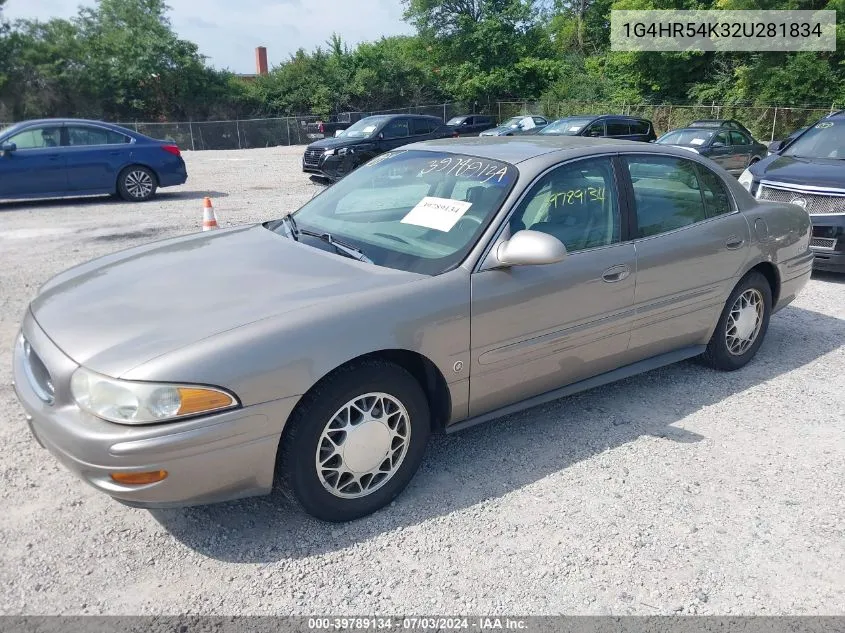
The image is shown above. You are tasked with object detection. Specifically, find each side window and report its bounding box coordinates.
[7,126,62,149]
[729,131,749,146]
[584,121,605,137]
[509,157,620,253]
[696,164,733,217]
[382,119,410,139]
[606,120,630,136]
[630,120,651,135]
[463,117,474,126]
[67,126,129,146]
[411,119,433,135]
[713,131,730,146]
[533,117,547,126]
[624,156,708,238]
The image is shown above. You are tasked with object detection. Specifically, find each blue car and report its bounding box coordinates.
[0,118,188,202]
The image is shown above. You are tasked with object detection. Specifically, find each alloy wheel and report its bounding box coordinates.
[125,170,154,199]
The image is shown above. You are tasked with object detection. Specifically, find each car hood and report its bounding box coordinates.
[755,154,845,189]
[307,136,367,150]
[30,225,422,377]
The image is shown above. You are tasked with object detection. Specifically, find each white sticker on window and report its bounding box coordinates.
[401,197,473,232]
[568,126,583,132]
[690,138,706,145]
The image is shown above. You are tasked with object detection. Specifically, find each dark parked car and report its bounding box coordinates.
[537,115,656,142]
[656,127,768,175]
[689,119,755,138]
[479,115,550,137]
[446,114,497,137]
[302,114,451,182]
[739,113,845,273]
[0,118,187,202]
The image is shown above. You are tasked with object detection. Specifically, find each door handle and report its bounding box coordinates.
[726,236,745,250]
[602,264,630,283]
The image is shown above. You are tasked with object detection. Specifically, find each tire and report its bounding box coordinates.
[698,270,772,371]
[277,359,431,522]
[117,165,157,202]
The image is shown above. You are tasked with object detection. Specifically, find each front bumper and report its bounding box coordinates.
[302,153,353,181]
[809,213,845,273]
[12,311,300,508]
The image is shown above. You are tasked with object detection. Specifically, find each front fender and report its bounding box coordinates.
[122,269,472,408]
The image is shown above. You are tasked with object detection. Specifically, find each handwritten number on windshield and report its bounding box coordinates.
[420,158,509,183]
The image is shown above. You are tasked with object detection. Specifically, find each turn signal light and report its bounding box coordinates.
[177,388,235,416]
[110,470,168,485]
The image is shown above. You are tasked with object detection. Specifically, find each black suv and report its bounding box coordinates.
[303,114,451,182]
[536,115,656,142]
[446,114,497,137]
[739,113,845,273]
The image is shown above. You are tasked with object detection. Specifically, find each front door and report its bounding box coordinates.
[378,118,412,152]
[730,131,753,171]
[707,130,734,172]
[469,156,637,417]
[620,153,751,360]
[0,124,67,197]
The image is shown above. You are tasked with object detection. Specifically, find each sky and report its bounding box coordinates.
[3,0,415,73]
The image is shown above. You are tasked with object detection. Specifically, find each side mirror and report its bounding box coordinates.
[495,230,568,267]
[377,132,385,140]
[768,140,783,152]
[712,141,726,148]
[1,142,16,155]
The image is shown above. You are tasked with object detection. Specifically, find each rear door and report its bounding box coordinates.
[469,155,637,416]
[63,124,133,191]
[620,153,750,361]
[0,124,67,197]
[606,119,631,140]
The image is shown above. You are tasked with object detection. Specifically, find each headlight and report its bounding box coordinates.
[70,367,238,425]
[323,148,336,157]
[337,147,351,156]
[738,168,753,191]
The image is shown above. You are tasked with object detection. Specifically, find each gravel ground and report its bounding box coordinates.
[0,146,843,616]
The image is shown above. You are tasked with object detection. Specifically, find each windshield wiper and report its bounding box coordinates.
[279,213,299,240]
[299,229,373,264]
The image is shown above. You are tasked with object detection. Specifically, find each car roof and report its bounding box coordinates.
[405,135,702,166]
[1,118,140,136]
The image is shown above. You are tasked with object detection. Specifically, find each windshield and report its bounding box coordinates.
[502,117,524,128]
[339,117,386,139]
[272,150,518,275]
[446,117,467,125]
[783,120,845,159]
[657,129,715,147]
[539,118,595,135]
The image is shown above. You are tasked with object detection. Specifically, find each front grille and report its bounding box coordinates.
[758,184,845,215]
[810,237,837,249]
[21,336,55,404]
[303,148,322,167]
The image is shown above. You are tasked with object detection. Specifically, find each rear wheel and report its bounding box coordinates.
[698,271,772,371]
[117,166,157,202]
[277,359,431,522]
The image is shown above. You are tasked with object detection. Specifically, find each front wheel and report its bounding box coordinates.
[277,360,431,522]
[117,166,157,202]
[698,271,772,371]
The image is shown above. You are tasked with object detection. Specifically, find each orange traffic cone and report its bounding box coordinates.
[202,197,219,231]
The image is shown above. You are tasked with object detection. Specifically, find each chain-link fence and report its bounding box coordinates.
[495,100,839,142]
[1,101,839,149]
